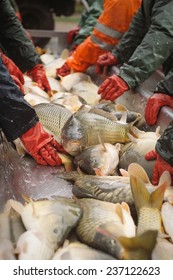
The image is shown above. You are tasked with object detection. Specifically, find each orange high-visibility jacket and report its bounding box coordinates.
[66,0,142,72]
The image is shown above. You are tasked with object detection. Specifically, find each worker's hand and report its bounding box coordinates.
[145,150,173,185]
[1,52,24,85]
[20,122,64,166]
[56,62,71,77]
[96,52,118,74]
[67,26,80,44]
[145,93,173,126]
[26,64,51,92]
[98,75,129,101]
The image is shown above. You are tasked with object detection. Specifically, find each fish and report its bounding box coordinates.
[8,197,82,250]
[75,198,136,259]
[15,229,55,260]
[33,103,72,143]
[152,237,173,260]
[119,230,158,260]
[61,110,134,156]
[74,143,121,176]
[0,213,16,260]
[52,240,115,260]
[60,73,101,105]
[56,163,173,211]
[130,175,167,235]
[161,202,173,242]
[24,81,50,99]
[119,126,161,180]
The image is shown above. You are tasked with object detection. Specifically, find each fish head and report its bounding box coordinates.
[61,115,86,156]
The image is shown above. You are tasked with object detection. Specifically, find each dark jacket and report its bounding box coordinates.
[0,0,41,72]
[156,121,173,165]
[0,56,38,141]
[112,0,173,94]
[73,0,103,46]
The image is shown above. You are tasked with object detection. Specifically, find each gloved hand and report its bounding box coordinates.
[11,75,24,93]
[145,150,173,185]
[1,52,24,85]
[145,93,173,126]
[96,52,118,74]
[56,62,71,77]
[67,26,80,44]
[20,122,64,166]
[26,64,51,92]
[98,75,129,101]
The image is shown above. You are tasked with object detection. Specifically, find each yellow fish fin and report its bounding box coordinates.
[128,163,151,184]
[22,194,31,204]
[130,175,151,212]
[121,202,131,214]
[119,230,158,260]
[57,153,75,172]
[158,171,171,188]
[93,168,104,176]
[150,181,167,210]
[119,168,129,177]
[114,203,124,224]
[119,112,127,123]
[115,104,128,112]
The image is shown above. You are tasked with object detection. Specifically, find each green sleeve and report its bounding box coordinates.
[156,121,173,166]
[113,1,173,88]
[73,0,103,46]
[0,0,41,72]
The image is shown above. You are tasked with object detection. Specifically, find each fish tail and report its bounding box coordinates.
[130,175,167,212]
[119,230,158,260]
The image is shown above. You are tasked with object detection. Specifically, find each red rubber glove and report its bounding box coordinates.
[20,122,64,166]
[145,93,173,126]
[96,52,118,74]
[67,26,80,44]
[98,75,129,101]
[145,150,173,185]
[26,64,51,92]
[11,75,24,93]
[15,11,22,22]
[1,52,24,85]
[56,62,71,77]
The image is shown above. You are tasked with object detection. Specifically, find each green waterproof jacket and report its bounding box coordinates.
[72,0,103,46]
[156,121,173,166]
[112,0,173,93]
[0,0,41,72]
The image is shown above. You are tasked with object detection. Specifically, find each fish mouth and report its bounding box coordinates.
[72,184,93,198]
[62,140,82,156]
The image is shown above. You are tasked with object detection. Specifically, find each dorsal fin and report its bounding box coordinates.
[128,163,150,184]
[115,104,128,112]
[114,203,124,224]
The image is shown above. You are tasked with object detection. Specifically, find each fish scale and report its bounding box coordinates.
[137,208,162,236]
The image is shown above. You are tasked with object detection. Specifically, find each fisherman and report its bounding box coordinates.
[57,0,142,76]
[0,0,51,92]
[145,121,173,186]
[67,0,103,51]
[96,0,173,127]
[0,56,64,167]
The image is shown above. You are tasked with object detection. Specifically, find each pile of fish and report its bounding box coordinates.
[1,49,173,260]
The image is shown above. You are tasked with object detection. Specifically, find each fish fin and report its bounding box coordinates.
[93,168,104,176]
[97,134,107,152]
[22,194,31,203]
[130,175,151,212]
[57,153,75,172]
[115,104,128,112]
[119,168,129,177]
[29,199,38,218]
[130,175,167,212]
[130,126,145,138]
[90,108,118,121]
[4,199,24,216]
[127,132,138,143]
[121,202,131,214]
[52,171,82,181]
[115,143,121,153]
[119,230,158,260]
[128,163,151,184]
[114,203,124,224]
[158,171,171,187]
[155,126,161,138]
[119,112,127,123]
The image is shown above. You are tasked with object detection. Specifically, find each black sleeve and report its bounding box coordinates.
[0,56,39,142]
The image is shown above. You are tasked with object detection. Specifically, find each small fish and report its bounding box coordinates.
[161,202,173,242]
[52,240,115,260]
[75,198,135,259]
[8,197,82,250]
[61,111,133,156]
[74,143,121,176]
[130,175,167,235]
